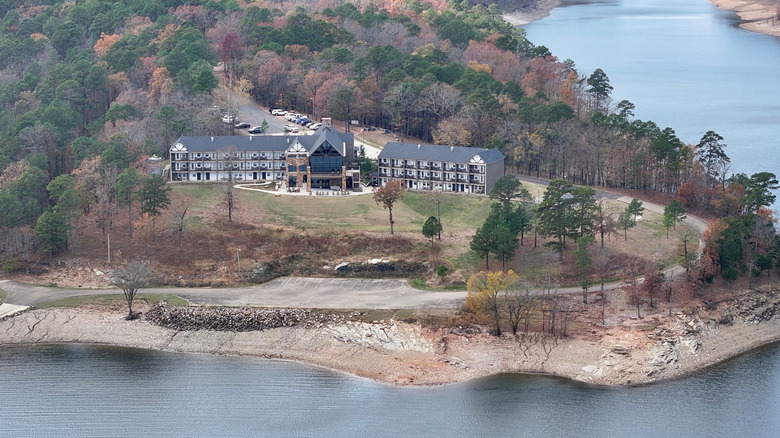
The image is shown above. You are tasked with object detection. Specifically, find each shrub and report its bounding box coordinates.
[722,267,738,282]
[437,265,449,277]
[2,257,20,273]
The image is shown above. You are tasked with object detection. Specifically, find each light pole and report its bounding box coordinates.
[236,248,241,279]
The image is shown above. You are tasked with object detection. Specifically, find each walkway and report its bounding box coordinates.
[0,277,468,317]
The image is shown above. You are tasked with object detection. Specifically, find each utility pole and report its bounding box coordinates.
[236,248,241,278]
[433,187,443,240]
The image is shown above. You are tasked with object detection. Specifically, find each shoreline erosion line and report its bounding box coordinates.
[502,0,780,38]
[2,292,780,387]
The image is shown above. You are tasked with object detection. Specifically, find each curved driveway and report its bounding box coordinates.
[0,277,467,317]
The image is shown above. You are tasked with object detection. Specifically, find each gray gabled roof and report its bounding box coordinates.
[476,147,505,164]
[172,126,354,155]
[308,125,352,155]
[378,142,504,164]
[173,135,293,152]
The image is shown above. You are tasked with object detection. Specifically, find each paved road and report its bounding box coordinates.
[0,277,468,317]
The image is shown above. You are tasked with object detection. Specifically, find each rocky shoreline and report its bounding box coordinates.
[502,0,780,38]
[2,288,780,386]
[502,0,560,26]
[710,0,780,37]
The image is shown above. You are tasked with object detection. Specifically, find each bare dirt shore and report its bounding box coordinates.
[502,0,561,26]
[502,0,780,38]
[2,290,779,386]
[706,0,779,37]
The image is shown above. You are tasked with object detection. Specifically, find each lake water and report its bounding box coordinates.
[1,343,780,437]
[524,0,780,190]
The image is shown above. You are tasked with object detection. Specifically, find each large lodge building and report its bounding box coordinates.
[170,125,505,195]
[169,124,360,191]
[377,142,505,194]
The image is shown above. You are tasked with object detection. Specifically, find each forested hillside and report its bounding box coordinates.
[0,0,777,286]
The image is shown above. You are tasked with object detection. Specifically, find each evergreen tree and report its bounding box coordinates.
[139,175,171,238]
[422,216,442,243]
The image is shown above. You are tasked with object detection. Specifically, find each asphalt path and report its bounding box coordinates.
[0,277,468,317]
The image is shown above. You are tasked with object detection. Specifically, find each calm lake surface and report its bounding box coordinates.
[524,0,780,188]
[1,343,780,437]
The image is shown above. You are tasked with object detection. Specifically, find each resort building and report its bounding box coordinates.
[377,142,505,194]
[169,125,360,191]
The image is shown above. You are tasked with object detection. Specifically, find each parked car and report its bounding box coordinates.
[286,113,302,121]
[284,123,300,133]
[248,126,264,134]
[235,122,250,129]
[271,108,286,116]
[296,117,310,125]
[308,123,322,130]
[221,115,237,124]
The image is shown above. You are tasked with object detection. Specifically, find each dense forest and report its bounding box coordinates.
[0,0,777,287]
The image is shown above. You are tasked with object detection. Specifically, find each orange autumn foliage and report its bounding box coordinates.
[467,60,491,74]
[94,33,121,57]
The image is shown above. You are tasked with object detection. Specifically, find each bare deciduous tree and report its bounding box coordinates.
[505,280,534,335]
[169,193,194,251]
[110,261,154,320]
[373,180,405,235]
[593,245,613,326]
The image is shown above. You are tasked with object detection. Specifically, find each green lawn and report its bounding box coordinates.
[35,294,189,308]
[231,188,492,233]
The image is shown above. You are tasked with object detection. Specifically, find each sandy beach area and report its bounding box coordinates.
[710,0,780,37]
[2,288,779,386]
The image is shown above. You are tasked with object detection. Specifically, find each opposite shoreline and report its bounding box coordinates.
[2,289,780,387]
[502,0,780,38]
[709,0,780,37]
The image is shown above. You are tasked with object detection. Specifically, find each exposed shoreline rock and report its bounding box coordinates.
[2,288,780,387]
[709,0,780,38]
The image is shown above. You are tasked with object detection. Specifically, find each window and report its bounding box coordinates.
[310,142,343,173]
[299,165,307,172]
[288,165,297,172]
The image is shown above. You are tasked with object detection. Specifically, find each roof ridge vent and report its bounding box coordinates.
[417,144,421,150]
[450,146,453,152]
[211,136,214,141]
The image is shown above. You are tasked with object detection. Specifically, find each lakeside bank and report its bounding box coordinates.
[502,0,780,38]
[710,0,780,37]
[2,287,779,387]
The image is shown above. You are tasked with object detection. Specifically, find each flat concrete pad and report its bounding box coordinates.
[0,303,29,318]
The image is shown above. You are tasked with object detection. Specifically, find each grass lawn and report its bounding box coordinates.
[35,294,189,308]
[194,186,495,233]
